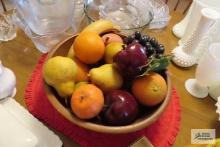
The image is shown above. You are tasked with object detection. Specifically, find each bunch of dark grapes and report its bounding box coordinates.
[123,31,165,58]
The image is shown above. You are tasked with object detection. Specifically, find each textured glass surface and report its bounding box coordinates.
[0,12,16,41]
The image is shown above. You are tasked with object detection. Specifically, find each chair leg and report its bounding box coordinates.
[183,0,193,14]
[174,0,180,11]
[0,0,7,12]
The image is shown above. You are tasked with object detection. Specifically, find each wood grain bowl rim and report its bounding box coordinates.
[44,35,172,134]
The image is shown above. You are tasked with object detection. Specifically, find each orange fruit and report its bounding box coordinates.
[132,72,167,106]
[71,84,104,119]
[73,31,105,64]
[73,57,89,82]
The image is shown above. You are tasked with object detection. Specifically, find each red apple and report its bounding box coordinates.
[102,90,139,126]
[113,43,147,79]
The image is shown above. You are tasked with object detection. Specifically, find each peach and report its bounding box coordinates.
[102,33,123,45]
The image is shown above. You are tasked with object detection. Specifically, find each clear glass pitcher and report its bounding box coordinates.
[11,0,75,53]
[13,0,75,35]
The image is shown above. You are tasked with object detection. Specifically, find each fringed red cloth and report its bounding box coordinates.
[25,54,181,147]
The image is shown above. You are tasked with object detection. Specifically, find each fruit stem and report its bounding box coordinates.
[105,37,110,44]
[122,45,126,50]
[103,104,109,108]
[152,86,160,92]
[80,96,85,102]
[65,99,68,106]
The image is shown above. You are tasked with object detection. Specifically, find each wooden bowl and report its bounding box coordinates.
[44,35,172,134]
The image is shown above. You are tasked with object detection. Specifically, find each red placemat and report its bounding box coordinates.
[25,54,181,147]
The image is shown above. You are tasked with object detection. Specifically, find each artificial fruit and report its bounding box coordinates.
[132,72,167,106]
[104,42,124,64]
[81,19,120,34]
[71,84,104,119]
[102,90,139,126]
[89,64,123,93]
[73,31,105,64]
[113,43,147,79]
[102,33,123,45]
[43,56,77,98]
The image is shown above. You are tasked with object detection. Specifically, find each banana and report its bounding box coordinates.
[67,44,75,59]
[82,19,121,34]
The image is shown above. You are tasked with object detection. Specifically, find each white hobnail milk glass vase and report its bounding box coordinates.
[194,19,220,64]
[172,0,220,41]
[185,43,220,98]
[172,2,194,38]
[172,8,220,67]
[209,84,220,101]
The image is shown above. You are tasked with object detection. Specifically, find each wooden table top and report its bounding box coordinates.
[0,11,219,147]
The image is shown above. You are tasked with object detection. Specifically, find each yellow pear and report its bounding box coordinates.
[104,42,124,64]
[43,56,77,98]
[67,45,89,82]
[89,64,123,93]
[54,82,75,98]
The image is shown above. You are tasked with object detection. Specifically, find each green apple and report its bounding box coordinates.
[104,42,125,64]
